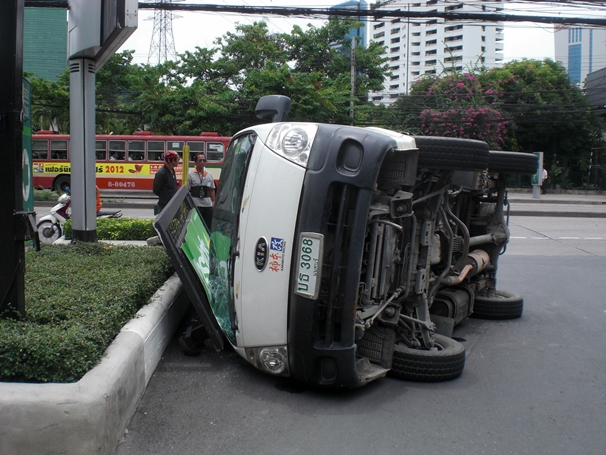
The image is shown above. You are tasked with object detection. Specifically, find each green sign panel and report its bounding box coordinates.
[22,78,33,212]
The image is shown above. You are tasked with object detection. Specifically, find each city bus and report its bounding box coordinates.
[31,130,231,192]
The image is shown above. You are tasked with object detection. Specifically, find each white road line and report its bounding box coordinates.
[509,236,603,240]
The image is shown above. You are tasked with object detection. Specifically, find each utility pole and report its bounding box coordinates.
[0,0,26,317]
[350,34,356,126]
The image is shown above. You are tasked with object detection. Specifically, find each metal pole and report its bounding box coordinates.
[69,58,97,242]
[0,0,26,317]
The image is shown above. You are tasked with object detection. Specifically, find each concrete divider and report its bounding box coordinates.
[0,274,189,455]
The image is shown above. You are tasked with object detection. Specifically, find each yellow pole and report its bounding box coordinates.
[182,145,190,186]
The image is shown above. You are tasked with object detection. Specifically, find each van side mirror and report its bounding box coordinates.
[255,95,291,123]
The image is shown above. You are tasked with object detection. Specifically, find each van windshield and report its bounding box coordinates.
[207,133,257,343]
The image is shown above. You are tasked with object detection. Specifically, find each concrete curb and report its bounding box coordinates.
[0,274,189,455]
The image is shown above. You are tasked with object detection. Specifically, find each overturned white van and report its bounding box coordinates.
[155,95,537,388]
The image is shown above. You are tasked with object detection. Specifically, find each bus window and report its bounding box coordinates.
[33,140,48,159]
[50,140,68,160]
[109,140,126,160]
[207,142,225,162]
[148,141,164,161]
[167,141,184,161]
[128,140,145,161]
[187,141,205,162]
[96,141,107,160]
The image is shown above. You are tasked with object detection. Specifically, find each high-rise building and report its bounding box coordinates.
[368,0,504,105]
[24,7,68,81]
[332,0,369,48]
[554,27,606,86]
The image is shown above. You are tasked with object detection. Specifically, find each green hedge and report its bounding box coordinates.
[63,217,157,241]
[33,188,60,201]
[0,242,174,383]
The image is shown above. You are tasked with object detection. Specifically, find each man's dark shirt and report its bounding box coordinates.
[153,164,178,210]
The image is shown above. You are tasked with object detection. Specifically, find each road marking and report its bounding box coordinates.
[510,236,603,240]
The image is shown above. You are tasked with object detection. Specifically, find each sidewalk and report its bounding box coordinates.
[507,191,606,217]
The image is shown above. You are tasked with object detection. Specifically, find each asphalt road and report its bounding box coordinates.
[115,216,606,455]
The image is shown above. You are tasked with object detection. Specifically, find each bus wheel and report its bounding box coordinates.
[54,176,70,193]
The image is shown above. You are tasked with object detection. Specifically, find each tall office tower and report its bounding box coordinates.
[23,7,68,81]
[554,27,606,86]
[333,0,370,48]
[368,0,504,105]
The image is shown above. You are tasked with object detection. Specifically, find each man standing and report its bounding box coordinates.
[188,153,216,228]
[153,150,179,214]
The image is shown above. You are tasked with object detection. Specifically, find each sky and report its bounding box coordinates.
[118,0,563,65]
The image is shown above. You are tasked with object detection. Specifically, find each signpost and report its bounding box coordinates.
[0,0,26,317]
[68,0,137,241]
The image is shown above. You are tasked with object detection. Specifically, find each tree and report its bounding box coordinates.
[28,70,70,133]
[388,65,511,149]
[31,19,393,137]
[96,50,142,134]
[388,58,604,176]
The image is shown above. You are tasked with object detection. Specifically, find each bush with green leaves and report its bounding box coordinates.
[0,242,174,383]
[33,188,60,201]
[63,217,156,241]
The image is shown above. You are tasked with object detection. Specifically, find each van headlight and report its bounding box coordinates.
[265,123,318,167]
[246,346,290,376]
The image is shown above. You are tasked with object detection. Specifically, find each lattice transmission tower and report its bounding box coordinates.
[146,0,181,65]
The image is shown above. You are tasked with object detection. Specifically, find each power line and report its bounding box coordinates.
[23,1,606,27]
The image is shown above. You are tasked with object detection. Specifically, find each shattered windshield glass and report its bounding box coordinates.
[205,133,257,344]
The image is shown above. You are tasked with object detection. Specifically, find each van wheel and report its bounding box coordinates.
[472,289,523,320]
[390,334,465,382]
[413,136,490,171]
[488,151,538,175]
[54,175,70,193]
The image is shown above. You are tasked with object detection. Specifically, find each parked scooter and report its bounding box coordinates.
[37,189,122,244]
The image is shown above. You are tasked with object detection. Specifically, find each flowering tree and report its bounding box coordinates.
[400,71,511,149]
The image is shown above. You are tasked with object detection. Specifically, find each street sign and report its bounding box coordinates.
[68,0,137,70]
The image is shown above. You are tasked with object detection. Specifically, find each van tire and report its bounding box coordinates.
[390,334,465,382]
[471,289,524,320]
[413,136,490,171]
[488,151,538,175]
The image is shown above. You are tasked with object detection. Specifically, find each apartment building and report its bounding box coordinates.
[368,0,504,105]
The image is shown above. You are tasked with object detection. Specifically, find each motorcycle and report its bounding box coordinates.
[37,190,123,244]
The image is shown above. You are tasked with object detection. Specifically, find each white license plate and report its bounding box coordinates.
[295,233,323,299]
